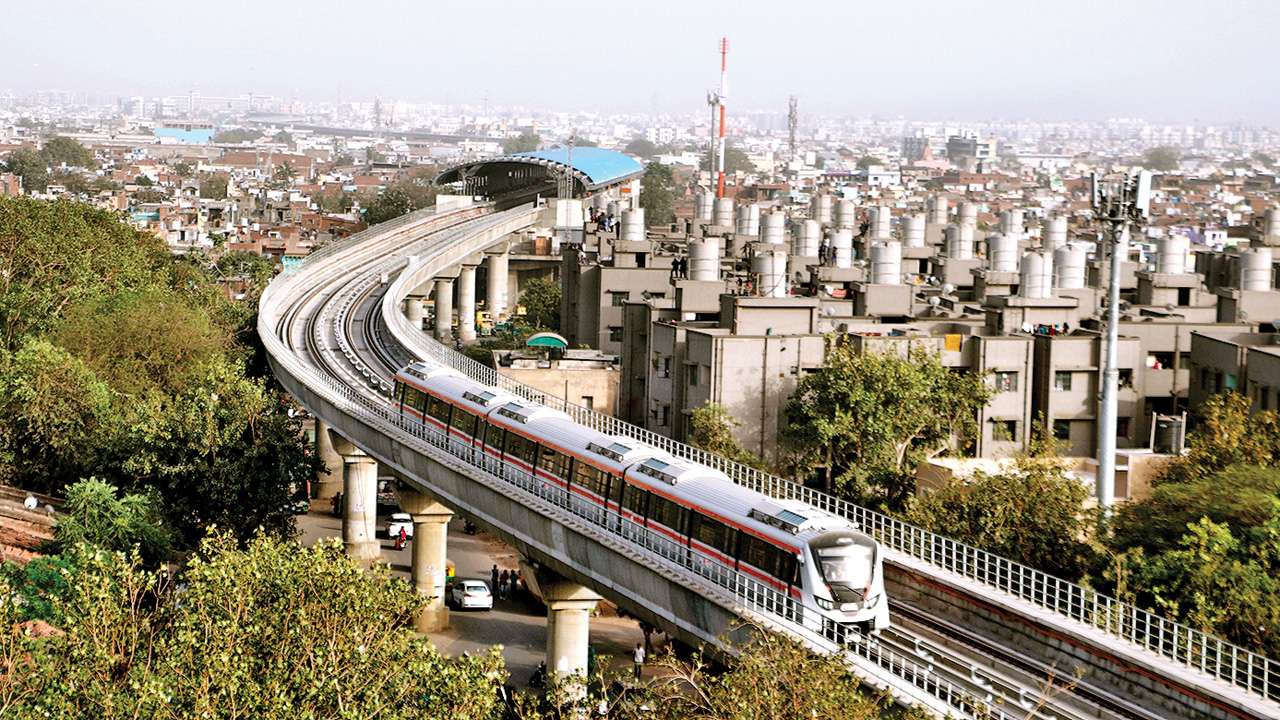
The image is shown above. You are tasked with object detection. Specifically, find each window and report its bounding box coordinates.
[1116,417,1130,437]
[993,371,1018,392]
[739,534,782,578]
[1200,367,1211,391]
[480,422,503,450]
[540,445,572,480]
[661,357,671,378]
[1053,420,1071,440]
[572,460,609,498]
[608,326,623,343]
[1177,287,1191,306]
[503,431,538,467]
[1261,386,1271,411]
[1225,373,1238,391]
[451,409,478,438]
[1054,371,1073,392]
[622,482,649,518]
[427,396,452,425]
[687,364,700,387]
[1119,369,1134,389]
[582,395,594,410]
[658,404,670,427]
[610,291,629,307]
[691,513,735,556]
[648,494,688,536]
[991,419,1017,442]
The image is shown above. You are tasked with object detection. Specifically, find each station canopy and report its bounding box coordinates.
[435,147,643,197]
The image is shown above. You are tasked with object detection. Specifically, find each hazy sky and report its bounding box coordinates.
[5,0,1277,123]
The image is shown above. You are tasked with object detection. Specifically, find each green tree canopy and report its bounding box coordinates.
[503,131,541,154]
[2,146,50,192]
[782,344,991,508]
[688,403,765,470]
[1142,146,1181,172]
[41,136,96,169]
[212,127,260,144]
[638,162,675,227]
[1,533,506,718]
[53,478,173,564]
[624,138,659,159]
[199,174,229,200]
[856,155,879,170]
[904,447,1096,580]
[700,144,753,175]
[518,277,561,331]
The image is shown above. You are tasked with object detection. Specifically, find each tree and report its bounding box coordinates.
[1142,146,1180,173]
[212,127,260,144]
[624,138,659,159]
[363,180,439,225]
[503,131,541,154]
[216,250,275,288]
[688,403,765,470]
[519,277,561,331]
[2,146,49,192]
[1253,152,1275,167]
[172,161,194,178]
[49,169,90,195]
[856,155,879,170]
[904,445,1096,580]
[0,533,507,718]
[699,144,753,175]
[40,136,96,168]
[273,161,297,184]
[782,344,991,509]
[199,174,229,200]
[1158,392,1280,486]
[53,479,173,564]
[638,162,675,227]
[133,188,168,204]
[272,130,293,145]
[133,174,154,186]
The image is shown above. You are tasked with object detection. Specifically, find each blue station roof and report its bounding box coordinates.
[435,146,643,193]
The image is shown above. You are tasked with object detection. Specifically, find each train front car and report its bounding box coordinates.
[801,528,889,633]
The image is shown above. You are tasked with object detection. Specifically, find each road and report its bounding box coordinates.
[297,507,655,685]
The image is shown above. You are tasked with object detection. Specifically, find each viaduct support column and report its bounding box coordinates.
[341,448,380,566]
[313,421,343,500]
[400,489,453,632]
[485,250,509,321]
[457,265,478,344]
[433,278,454,343]
[405,297,424,329]
[524,563,601,691]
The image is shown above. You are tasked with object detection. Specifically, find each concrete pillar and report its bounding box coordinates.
[313,421,343,500]
[485,252,509,321]
[401,489,453,632]
[457,265,477,344]
[405,297,424,328]
[342,450,380,565]
[433,278,453,342]
[523,563,601,686]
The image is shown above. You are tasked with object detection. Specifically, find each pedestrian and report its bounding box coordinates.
[499,569,510,599]
[491,564,499,594]
[632,642,645,680]
[513,569,523,597]
[395,526,407,551]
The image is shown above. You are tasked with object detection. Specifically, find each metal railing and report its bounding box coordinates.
[375,209,1280,707]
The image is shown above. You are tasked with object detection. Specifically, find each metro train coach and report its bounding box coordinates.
[392,361,890,633]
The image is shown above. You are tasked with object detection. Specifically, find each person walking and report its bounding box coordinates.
[632,642,646,680]
[491,564,499,595]
[499,569,510,600]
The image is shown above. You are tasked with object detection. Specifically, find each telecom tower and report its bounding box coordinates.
[787,96,799,159]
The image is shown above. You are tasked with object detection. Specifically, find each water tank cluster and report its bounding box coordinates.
[620,209,645,243]
[1156,235,1191,275]
[1240,247,1274,291]
[752,249,789,298]
[810,194,833,226]
[903,213,926,248]
[688,238,720,281]
[792,219,821,257]
[870,241,903,285]
[735,204,761,237]
[1054,243,1088,289]
[945,224,974,260]
[1019,249,1054,299]
[987,233,1019,272]
[760,211,787,246]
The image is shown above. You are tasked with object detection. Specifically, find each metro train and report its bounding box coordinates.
[392,361,890,633]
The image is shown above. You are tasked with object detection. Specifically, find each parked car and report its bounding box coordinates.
[386,512,414,539]
[449,579,493,610]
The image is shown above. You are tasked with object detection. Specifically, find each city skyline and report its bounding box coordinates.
[4,0,1278,124]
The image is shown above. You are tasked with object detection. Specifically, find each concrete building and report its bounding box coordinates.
[493,348,621,416]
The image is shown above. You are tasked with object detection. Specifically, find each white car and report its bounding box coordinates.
[449,579,493,610]
[386,513,414,539]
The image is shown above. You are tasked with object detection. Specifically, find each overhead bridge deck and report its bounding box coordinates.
[259,199,1280,720]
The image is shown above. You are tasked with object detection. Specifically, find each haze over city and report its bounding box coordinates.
[5,0,1279,121]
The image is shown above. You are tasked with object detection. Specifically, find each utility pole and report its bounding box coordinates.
[1092,168,1151,510]
[787,95,798,159]
[560,131,575,200]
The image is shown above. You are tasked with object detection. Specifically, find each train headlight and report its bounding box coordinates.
[815,596,834,610]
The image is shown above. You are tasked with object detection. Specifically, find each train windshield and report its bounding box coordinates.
[814,542,874,600]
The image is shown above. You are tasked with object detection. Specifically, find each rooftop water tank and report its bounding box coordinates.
[1156,234,1190,275]
[870,241,903,285]
[929,195,949,225]
[1000,209,1025,238]
[987,233,1019,272]
[1054,243,1087,289]
[688,238,719,281]
[959,201,979,227]
[1045,215,1069,249]
[693,190,713,224]
[945,224,974,260]
[735,204,761,237]
[904,213,926,248]
[752,249,789,298]
[620,209,645,243]
[713,197,734,228]
[1240,246,1273,291]
[832,229,854,268]
[811,194,833,225]
[835,198,856,230]
[1020,249,1054,299]
[761,210,786,245]
[793,219,821,257]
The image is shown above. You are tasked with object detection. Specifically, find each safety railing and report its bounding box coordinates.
[375,207,1280,707]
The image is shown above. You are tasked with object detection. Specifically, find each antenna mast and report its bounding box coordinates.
[715,37,729,199]
[787,95,798,159]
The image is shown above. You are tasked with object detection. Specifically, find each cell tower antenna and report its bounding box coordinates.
[787,95,798,159]
[715,36,729,199]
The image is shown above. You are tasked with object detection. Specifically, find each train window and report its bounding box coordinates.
[573,460,609,499]
[608,474,625,507]
[777,554,799,587]
[395,382,406,406]
[427,397,452,424]
[691,513,734,556]
[739,534,782,579]
[504,432,538,467]
[648,494,688,537]
[621,482,649,519]
[451,409,478,438]
[540,445,571,480]
[480,422,502,450]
